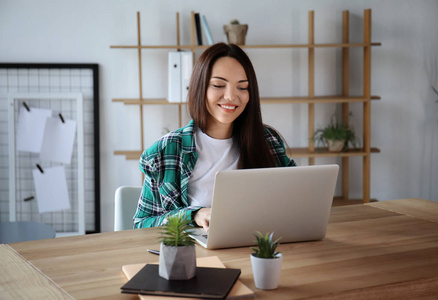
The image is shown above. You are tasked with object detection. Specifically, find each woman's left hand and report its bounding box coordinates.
[193,208,211,232]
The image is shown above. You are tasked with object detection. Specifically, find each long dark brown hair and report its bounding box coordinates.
[188,43,275,169]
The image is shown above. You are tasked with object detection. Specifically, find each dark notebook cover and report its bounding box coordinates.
[121,264,241,299]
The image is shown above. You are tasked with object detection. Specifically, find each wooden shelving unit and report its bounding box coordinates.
[111,9,380,203]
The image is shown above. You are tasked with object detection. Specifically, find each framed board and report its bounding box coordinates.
[9,93,85,236]
[0,63,100,234]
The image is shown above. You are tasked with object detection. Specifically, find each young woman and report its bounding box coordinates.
[133,43,296,229]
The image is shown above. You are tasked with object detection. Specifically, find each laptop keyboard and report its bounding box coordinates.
[187,228,208,239]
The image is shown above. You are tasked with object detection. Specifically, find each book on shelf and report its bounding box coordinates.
[168,52,181,103]
[168,51,193,103]
[180,51,192,103]
[201,15,214,45]
[194,13,203,45]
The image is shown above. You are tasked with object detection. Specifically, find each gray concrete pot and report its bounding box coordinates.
[158,243,196,280]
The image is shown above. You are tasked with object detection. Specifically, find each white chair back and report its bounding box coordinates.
[114,186,142,231]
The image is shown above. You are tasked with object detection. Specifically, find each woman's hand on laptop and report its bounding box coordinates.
[193,208,211,232]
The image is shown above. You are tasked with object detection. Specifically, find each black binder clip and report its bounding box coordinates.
[59,113,65,123]
[23,102,30,112]
[36,164,44,174]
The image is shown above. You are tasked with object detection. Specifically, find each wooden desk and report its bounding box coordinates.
[5,198,438,299]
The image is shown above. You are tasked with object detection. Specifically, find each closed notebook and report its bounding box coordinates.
[121,264,240,299]
[122,256,253,299]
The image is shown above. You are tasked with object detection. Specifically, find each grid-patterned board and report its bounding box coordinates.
[10,96,82,233]
[0,64,100,233]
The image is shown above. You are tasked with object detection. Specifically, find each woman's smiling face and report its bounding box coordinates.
[205,56,250,138]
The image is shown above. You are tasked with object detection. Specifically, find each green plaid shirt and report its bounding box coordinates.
[133,120,296,228]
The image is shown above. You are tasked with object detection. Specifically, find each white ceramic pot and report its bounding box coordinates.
[159,243,196,280]
[327,139,345,152]
[250,253,283,290]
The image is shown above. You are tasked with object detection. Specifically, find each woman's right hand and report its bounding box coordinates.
[193,208,211,232]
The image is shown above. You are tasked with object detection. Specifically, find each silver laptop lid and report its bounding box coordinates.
[204,164,339,249]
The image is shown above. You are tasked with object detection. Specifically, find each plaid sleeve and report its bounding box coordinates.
[133,150,167,228]
[133,137,200,228]
[264,126,297,167]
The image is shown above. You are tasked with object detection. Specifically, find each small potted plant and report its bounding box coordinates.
[223,19,248,45]
[313,116,358,152]
[250,232,282,290]
[158,212,196,280]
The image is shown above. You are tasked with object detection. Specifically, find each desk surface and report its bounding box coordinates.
[6,198,438,299]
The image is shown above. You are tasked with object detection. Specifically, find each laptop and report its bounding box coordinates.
[188,164,339,249]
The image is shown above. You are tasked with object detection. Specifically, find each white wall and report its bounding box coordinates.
[1,0,437,232]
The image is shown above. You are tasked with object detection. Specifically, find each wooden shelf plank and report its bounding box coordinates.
[111,45,196,50]
[242,42,382,48]
[110,42,381,50]
[114,150,142,160]
[261,95,380,104]
[113,96,380,106]
[115,148,381,160]
[112,98,186,105]
[287,147,380,158]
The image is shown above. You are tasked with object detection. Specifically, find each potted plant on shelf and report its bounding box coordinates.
[250,232,282,290]
[223,19,248,45]
[158,212,196,280]
[313,116,358,152]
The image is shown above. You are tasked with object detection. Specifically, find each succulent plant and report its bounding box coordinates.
[251,231,281,258]
[159,212,195,247]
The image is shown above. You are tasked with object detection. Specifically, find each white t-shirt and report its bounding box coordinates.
[187,128,239,207]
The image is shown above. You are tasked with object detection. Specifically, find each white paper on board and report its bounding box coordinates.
[40,116,77,164]
[33,165,71,214]
[16,106,52,153]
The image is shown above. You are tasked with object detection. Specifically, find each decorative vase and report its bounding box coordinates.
[327,140,345,152]
[223,24,248,45]
[159,243,196,280]
[250,253,283,290]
